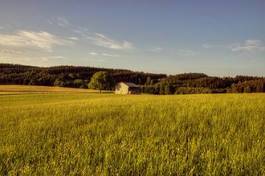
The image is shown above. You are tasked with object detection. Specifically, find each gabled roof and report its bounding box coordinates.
[120,82,140,87]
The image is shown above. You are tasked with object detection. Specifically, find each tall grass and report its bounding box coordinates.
[0,87,264,175]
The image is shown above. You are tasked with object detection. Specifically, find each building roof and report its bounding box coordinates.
[120,82,140,87]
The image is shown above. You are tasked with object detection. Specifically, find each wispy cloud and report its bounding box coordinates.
[39,55,65,62]
[89,52,98,56]
[47,16,90,38]
[230,40,265,52]
[73,27,90,38]
[101,53,120,57]
[0,48,22,55]
[150,47,163,52]
[0,30,72,52]
[88,33,134,50]
[0,48,24,64]
[202,43,213,49]
[47,18,133,51]
[203,40,265,53]
[68,36,79,41]
[0,51,66,66]
[176,49,198,56]
[202,43,225,49]
[48,17,70,27]
[56,17,70,27]
[89,51,120,57]
[48,55,65,59]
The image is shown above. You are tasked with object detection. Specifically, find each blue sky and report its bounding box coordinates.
[0,0,264,76]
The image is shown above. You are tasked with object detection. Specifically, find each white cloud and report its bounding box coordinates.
[89,52,98,56]
[46,17,133,51]
[0,50,22,63]
[230,40,265,52]
[56,17,70,27]
[0,30,71,52]
[150,47,163,52]
[88,33,134,50]
[0,50,66,66]
[0,34,66,66]
[48,55,65,59]
[39,55,65,62]
[0,55,30,63]
[73,27,90,38]
[68,36,79,41]
[202,44,213,49]
[176,49,198,56]
[47,18,133,51]
[48,17,70,27]
[0,48,22,55]
[101,53,119,57]
[89,51,119,57]
[202,43,226,49]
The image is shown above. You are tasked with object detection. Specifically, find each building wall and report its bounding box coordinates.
[115,82,141,94]
[115,83,129,94]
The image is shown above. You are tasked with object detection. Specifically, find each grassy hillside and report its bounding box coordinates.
[0,86,264,175]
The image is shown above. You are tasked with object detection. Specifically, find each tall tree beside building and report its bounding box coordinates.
[88,71,114,92]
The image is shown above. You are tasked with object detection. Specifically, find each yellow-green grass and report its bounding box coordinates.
[0,85,111,95]
[0,85,264,175]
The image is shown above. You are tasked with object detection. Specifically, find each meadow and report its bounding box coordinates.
[0,85,264,175]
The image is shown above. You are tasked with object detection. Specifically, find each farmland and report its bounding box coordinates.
[0,85,265,175]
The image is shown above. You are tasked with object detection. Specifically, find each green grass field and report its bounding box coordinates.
[0,85,265,175]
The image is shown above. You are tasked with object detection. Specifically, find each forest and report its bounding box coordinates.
[1,63,265,94]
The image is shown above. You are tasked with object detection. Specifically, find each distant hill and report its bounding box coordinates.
[0,63,264,94]
[0,63,166,88]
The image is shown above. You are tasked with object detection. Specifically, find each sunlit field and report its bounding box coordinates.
[0,86,264,175]
[0,85,110,94]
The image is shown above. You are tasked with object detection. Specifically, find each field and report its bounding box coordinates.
[0,85,265,175]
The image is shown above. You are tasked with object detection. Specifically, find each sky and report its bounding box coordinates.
[0,0,264,76]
